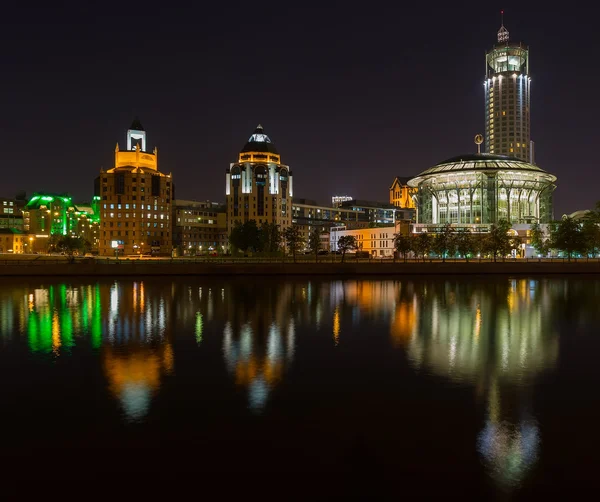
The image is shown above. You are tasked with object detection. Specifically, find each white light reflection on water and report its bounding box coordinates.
[406,278,559,490]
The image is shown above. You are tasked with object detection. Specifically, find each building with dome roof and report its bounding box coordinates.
[408,153,556,230]
[225,125,293,236]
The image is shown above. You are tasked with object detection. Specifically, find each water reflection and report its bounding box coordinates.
[405,278,560,490]
[220,282,296,412]
[0,276,596,491]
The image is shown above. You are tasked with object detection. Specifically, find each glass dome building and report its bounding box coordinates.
[408,153,556,227]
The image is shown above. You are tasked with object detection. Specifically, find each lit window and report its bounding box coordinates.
[110,213,114,218]
[510,148,514,153]
[502,111,506,116]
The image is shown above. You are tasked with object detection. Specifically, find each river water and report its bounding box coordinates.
[0,276,598,498]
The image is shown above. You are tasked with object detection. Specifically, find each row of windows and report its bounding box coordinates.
[103,203,168,211]
[103,213,169,220]
[102,231,170,238]
[104,221,168,228]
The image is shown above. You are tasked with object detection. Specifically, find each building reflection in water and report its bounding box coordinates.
[405,278,560,490]
[0,275,583,481]
[101,281,173,422]
[0,280,174,423]
[220,282,296,412]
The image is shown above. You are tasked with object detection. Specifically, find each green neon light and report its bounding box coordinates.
[195,312,203,344]
[39,310,52,354]
[28,311,39,353]
[41,196,54,202]
[91,284,102,349]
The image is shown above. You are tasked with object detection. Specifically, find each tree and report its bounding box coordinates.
[432,223,455,262]
[551,216,582,261]
[581,220,600,258]
[337,235,358,263]
[308,228,322,262]
[412,233,432,262]
[56,236,85,263]
[229,220,261,255]
[259,222,282,255]
[529,222,550,258]
[484,220,513,262]
[283,226,304,263]
[393,233,412,262]
[454,229,475,261]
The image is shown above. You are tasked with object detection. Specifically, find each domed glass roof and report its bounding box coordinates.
[409,153,555,186]
[240,124,279,155]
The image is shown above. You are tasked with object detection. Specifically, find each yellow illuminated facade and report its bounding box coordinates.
[0,229,25,254]
[225,125,293,236]
[389,176,416,209]
[96,120,173,256]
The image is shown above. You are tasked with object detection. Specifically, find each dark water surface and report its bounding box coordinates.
[0,276,599,498]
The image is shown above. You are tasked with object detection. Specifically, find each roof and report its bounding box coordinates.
[130,118,144,131]
[240,124,279,155]
[390,176,413,188]
[409,153,555,186]
[340,199,397,210]
[25,193,73,209]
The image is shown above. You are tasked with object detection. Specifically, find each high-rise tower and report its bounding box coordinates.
[95,119,173,257]
[484,13,532,162]
[225,125,293,236]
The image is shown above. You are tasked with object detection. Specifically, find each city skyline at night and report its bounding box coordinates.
[1,5,598,217]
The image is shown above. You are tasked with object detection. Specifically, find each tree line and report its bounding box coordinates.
[393,221,518,262]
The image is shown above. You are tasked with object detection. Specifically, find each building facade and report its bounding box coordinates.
[389,177,416,210]
[173,200,228,255]
[225,125,293,236]
[408,153,556,229]
[292,198,367,250]
[330,226,396,258]
[95,120,173,256]
[484,18,532,161]
[0,196,26,231]
[0,229,25,254]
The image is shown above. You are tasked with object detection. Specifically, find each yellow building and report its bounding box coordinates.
[389,176,416,209]
[330,226,396,258]
[95,120,173,256]
[225,125,293,236]
[0,229,25,254]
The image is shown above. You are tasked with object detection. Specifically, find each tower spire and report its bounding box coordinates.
[498,10,510,43]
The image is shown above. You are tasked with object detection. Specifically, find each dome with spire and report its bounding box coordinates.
[240,124,279,155]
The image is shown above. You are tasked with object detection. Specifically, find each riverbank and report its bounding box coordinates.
[1,259,600,276]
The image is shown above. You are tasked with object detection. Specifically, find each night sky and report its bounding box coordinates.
[1,4,598,216]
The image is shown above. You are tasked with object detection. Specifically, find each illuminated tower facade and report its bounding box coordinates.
[225,125,293,236]
[95,119,173,257]
[484,14,532,162]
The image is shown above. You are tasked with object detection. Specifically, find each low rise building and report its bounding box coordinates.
[0,196,26,231]
[0,229,25,254]
[330,226,396,258]
[173,200,228,255]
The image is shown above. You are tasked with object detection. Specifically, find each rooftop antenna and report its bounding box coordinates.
[474,134,484,154]
[498,10,510,43]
